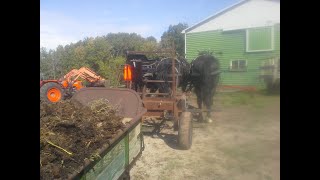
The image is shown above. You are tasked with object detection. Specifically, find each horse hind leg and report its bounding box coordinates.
[204,90,213,123]
[198,96,205,122]
[195,87,204,122]
[203,105,213,123]
[206,109,213,123]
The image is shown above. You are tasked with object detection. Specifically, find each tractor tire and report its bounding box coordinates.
[40,82,64,103]
[178,112,193,150]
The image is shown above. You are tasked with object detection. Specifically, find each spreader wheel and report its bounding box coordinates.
[40,82,64,103]
[178,111,193,150]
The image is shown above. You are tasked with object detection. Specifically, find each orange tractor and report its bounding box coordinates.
[40,67,106,103]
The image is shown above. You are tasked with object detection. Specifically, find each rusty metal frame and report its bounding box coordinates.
[125,47,186,128]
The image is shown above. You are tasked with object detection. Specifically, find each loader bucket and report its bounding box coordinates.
[71,87,145,118]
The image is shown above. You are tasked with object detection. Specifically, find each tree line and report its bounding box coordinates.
[40,23,188,86]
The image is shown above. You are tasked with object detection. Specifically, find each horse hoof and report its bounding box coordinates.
[206,118,213,123]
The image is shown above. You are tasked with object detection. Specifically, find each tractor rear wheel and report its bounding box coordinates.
[40,82,64,103]
[178,112,193,150]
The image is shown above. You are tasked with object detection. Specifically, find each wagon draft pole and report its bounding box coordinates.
[123,44,193,150]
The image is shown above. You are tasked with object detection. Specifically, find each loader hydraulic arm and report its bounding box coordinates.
[60,67,106,87]
[40,67,106,103]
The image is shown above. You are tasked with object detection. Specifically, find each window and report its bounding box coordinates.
[230,60,247,71]
[246,26,274,52]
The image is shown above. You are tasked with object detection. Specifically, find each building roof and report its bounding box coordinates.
[182,0,280,34]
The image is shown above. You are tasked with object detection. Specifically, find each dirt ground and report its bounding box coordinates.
[130,92,280,180]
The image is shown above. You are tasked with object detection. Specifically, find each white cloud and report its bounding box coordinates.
[40,10,80,49]
[40,10,157,50]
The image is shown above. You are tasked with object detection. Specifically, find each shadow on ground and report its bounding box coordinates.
[142,117,207,150]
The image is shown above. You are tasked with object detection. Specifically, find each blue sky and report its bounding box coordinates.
[40,0,238,50]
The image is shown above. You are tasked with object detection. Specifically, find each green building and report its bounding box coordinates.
[182,0,280,90]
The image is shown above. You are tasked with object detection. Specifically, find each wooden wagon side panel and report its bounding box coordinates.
[129,123,142,164]
[82,138,126,180]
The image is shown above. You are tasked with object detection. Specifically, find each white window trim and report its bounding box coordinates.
[246,26,274,52]
[229,60,247,71]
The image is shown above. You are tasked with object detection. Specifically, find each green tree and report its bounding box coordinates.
[105,33,146,57]
[146,36,157,42]
[40,47,53,79]
[40,32,162,84]
[160,23,188,57]
[141,36,159,52]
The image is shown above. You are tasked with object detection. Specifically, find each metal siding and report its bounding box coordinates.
[186,24,280,87]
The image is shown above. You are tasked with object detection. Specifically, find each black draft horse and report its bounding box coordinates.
[146,54,220,123]
[181,54,220,123]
